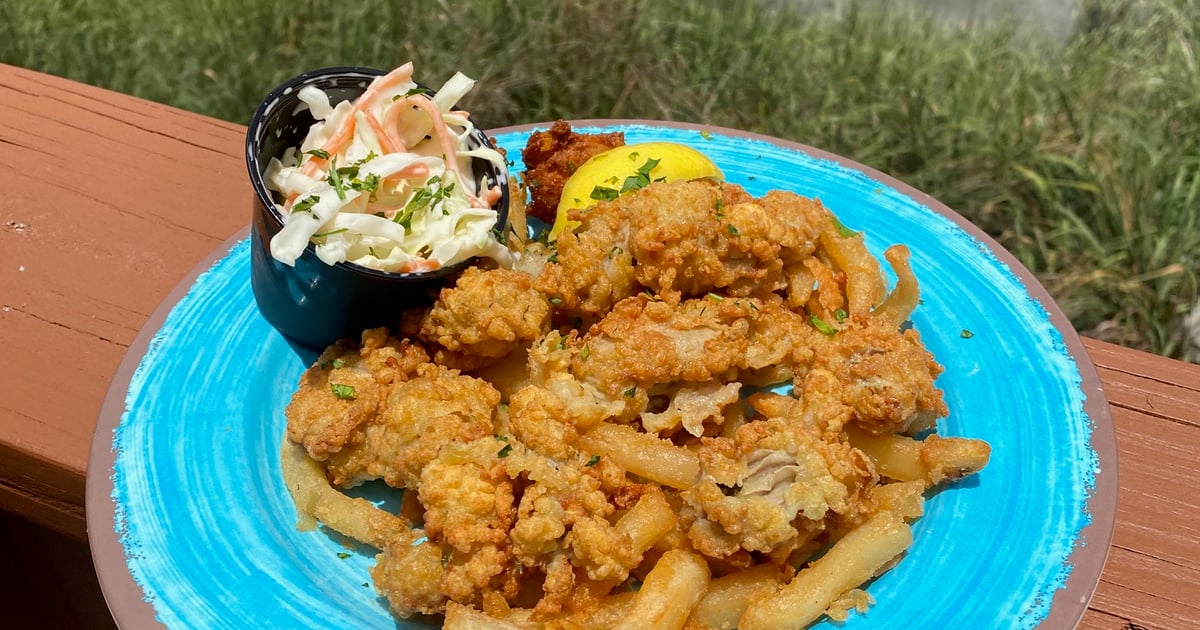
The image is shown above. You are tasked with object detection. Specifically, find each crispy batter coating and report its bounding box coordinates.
[324,364,500,488]
[534,193,639,322]
[521,120,625,222]
[684,371,877,562]
[420,436,521,604]
[800,315,949,435]
[624,180,825,302]
[419,266,552,360]
[572,294,817,404]
[285,328,430,460]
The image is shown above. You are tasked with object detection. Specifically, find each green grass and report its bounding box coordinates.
[2,0,1197,359]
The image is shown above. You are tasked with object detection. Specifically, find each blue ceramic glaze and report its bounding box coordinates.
[108,124,1104,629]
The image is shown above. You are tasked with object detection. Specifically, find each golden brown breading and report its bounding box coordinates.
[285,328,430,460]
[419,266,553,361]
[572,294,816,401]
[798,315,949,435]
[623,180,823,303]
[683,370,877,563]
[521,120,625,222]
[534,194,638,322]
[324,364,501,488]
[370,539,448,617]
[419,436,520,604]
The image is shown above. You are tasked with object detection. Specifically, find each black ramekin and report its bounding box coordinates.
[245,66,509,350]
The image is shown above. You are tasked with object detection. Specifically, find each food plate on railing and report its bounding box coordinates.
[86,121,1117,629]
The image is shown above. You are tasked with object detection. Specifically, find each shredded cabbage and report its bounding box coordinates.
[267,63,510,273]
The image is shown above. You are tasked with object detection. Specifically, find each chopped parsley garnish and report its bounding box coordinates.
[810,314,838,336]
[327,157,346,200]
[305,148,331,160]
[834,308,849,323]
[623,386,637,398]
[292,195,320,214]
[394,176,453,228]
[497,444,513,458]
[586,455,601,466]
[549,297,563,305]
[547,252,559,264]
[726,224,740,236]
[700,131,713,140]
[320,358,346,369]
[961,329,975,339]
[590,186,620,202]
[580,345,590,361]
[830,214,860,237]
[608,245,623,258]
[336,552,351,559]
[706,293,725,303]
[619,157,661,194]
[330,383,356,399]
[350,172,381,194]
[400,86,431,98]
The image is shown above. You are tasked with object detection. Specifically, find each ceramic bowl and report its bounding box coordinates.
[245,66,509,349]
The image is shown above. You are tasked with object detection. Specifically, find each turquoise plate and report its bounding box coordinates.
[87,121,1117,629]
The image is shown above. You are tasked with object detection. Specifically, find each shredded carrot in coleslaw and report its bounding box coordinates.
[265,62,510,272]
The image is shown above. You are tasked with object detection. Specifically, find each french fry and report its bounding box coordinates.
[868,480,926,522]
[443,601,531,629]
[577,423,700,490]
[845,426,925,483]
[847,426,991,487]
[919,434,991,486]
[612,550,711,630]
[280,441,412,550]
[738,511,912,630]
[690,563,788,630]
[819,218,885,316]
[616,487,677,554]
[872,245,920,325]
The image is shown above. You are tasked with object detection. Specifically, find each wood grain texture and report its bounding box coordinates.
[0,63,249,538]
[1079,339,1200,630]
[0,63,1197,628]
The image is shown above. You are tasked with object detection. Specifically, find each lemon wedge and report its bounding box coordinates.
[548,141,724,241]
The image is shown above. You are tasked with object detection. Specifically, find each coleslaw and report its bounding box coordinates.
[264,62,511,273]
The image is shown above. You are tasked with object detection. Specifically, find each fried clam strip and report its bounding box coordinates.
[534,189,639,322]
[622,180,813,302]
[323,363,501,488]
[681,371,878,565]
[417,266,553,367]
[569,293,818,436]
[796,314,949,436]
[501,441,669,616]
[285,328,430,460]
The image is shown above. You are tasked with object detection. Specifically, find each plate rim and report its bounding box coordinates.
[86,119,1118,629]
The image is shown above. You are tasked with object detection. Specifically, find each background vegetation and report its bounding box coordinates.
[2,0,1196,359]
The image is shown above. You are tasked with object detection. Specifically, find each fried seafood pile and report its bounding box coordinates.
[281,173,990,629]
